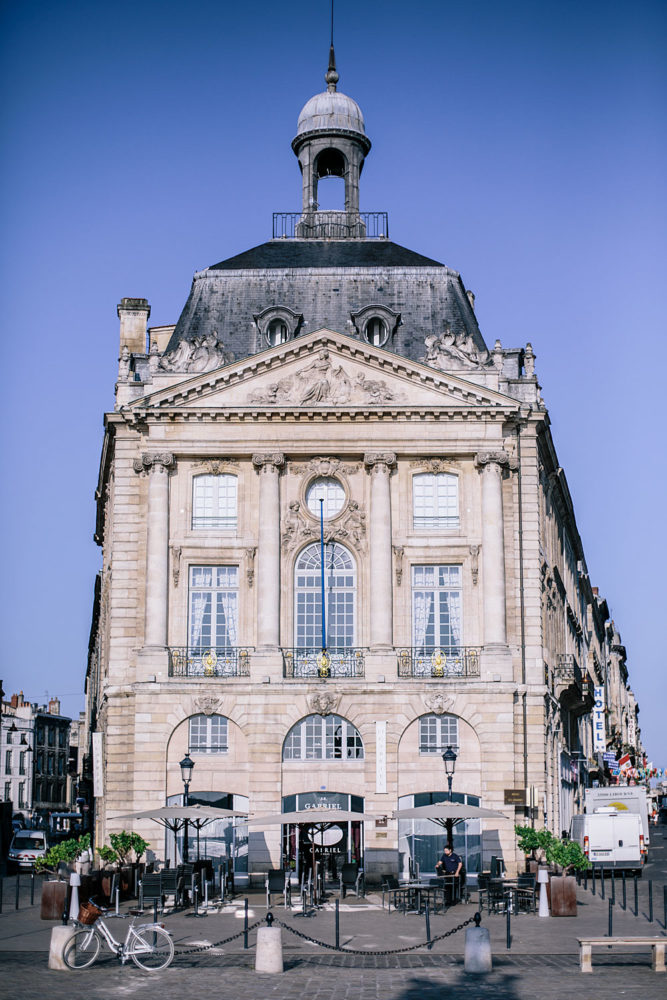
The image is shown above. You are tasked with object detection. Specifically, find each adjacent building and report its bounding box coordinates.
[1,693,71,821]
[83,49,642,880]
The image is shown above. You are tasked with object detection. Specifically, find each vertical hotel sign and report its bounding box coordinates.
[92,732,104,798]
[593,686,606,753]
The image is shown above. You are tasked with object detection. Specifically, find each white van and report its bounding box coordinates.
[570,808,645,874]
[8,830,49,870]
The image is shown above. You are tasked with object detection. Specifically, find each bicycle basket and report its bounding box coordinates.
[78,900,102,925]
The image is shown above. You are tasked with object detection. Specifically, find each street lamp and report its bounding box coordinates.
[442,745,458,849]
[179,753,195,863]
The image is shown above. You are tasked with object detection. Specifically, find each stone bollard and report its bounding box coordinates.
[538,868,550,918]
[68,872,81,922]
[464,913,492,973]
[48,925,75,970]
[255,912,283,974]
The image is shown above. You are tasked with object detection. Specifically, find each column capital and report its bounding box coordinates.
[474,450,517,472]
[133,452,175,475]
[252,452,285,474]
[364,452,396,474]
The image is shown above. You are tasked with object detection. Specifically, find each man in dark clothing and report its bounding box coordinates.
[435,844,463,903]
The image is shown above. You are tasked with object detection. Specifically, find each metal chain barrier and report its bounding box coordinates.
[274,913,478,956]
[174,919,263,954]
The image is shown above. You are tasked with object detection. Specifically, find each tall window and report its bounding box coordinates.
[3,782,9,801]
[189,714,228,754]
[189,566,239,651]
[4,751,11,773]
[412,565,462,651]
[413,473,459,530]
[18,782,25,808]
[192,474,238,530]
[19,752,25,776]
[295,543,356,648]
[419,714,459,754]
[283,714,364,760]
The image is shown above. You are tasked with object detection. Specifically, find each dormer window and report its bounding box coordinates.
[254,306,303,348]
[351,304,400,348]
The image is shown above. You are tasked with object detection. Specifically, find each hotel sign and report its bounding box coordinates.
[593,686,606,752]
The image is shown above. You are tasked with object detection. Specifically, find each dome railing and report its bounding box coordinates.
[273,211,389,240]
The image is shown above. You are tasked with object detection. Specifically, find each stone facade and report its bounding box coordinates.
[84,53,642,881]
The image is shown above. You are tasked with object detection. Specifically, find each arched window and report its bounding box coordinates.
[189,714,228,754]
[192,474,237,530]
[283,714,364,760]
[295,542,356,648]
[266,318,289,346]
[413,472,459,530]
[364,317,388,347]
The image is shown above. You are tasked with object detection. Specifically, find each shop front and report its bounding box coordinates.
[281,791,364,880]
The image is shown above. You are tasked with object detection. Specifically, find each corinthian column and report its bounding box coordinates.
[475,451,511,647]
[252,452,285,648]
[133,452,175,648]
[364,452,396,649]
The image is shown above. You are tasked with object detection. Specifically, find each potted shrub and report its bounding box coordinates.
[546,837,589,917]
[98,831,149,900]
[515,825,554,871]
[35,834,91,920]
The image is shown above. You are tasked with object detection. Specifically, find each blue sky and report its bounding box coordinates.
[1,0,665,762]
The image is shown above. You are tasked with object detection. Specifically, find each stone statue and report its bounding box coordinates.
[422,324,490,370]
[159,331,232,373]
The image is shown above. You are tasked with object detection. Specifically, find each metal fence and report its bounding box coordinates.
[272,211,389,240]
[282,647,366,679]
[168,647,252,678]
[397,647,481,679]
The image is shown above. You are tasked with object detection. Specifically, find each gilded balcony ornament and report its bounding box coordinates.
[431,649,445,677]
[317,650,331,678]
[203,650,218,676]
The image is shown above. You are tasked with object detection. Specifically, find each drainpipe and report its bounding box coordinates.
[515,411,530,824]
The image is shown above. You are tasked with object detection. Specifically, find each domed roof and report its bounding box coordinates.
[296,89,366,138]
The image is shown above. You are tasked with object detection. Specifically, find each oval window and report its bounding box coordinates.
[364,317,388,347]
[305,477,346,519]
[266,318,289,346]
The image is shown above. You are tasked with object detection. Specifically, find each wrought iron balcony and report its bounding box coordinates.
[272,211,389,240]
[555,653,593,710]
[397,647,481,679]
[169,647,252,679]
[282,647,366,679]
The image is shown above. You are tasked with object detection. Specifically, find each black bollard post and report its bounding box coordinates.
[15,873,20,910]
[583,869,588,891]
[219,864,224,901]
[425,902,432,951]
[244,897,249,949]
[592,866,596,896]
[30,871,35,907]
[335,898,340,951]
[608,898,613,937]
[663,885,667,930]
[154,899,158,924]
[0,873,3,913]
[622,871,626,910]
[611,871,615,906]
[648,880,653,923]
[600,869,605,900]
[634,875,638,917]
[506,903,511,950]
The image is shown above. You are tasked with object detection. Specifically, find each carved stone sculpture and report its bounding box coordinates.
[250,349,402,405]
[309,692,341,716]
[193,695,223,717]
[422,324,491,371]
[159,332,233,373]
[423,693,454,715]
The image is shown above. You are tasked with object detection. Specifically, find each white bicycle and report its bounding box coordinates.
[63,899,174,971]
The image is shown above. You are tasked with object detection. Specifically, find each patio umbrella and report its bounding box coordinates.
[392,803,507,824]
[116,803,248,834]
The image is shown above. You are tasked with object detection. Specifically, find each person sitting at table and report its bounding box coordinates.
[435,844,463,902]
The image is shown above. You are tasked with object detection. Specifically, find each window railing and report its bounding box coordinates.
[282,647,366,679]
[413,516,460,531]
[169,647,252,678]
[397,646,481,679]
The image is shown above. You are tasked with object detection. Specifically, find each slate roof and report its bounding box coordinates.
[208,240,445,271]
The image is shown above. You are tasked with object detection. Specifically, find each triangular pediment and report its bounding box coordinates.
[130,330,519,413]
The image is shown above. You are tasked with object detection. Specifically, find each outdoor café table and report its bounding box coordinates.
[387,882,447,915]
[488,877,520,913]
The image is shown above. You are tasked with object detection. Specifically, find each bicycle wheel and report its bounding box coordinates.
[63,928,101,969]
[129,926,174,971]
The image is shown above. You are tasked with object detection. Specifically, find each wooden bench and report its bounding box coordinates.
[578,937,666,974]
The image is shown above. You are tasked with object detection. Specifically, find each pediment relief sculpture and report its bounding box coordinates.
[291,457,360,477]
[249,349,403,406]
[159,332,234,373]
[422,325,491,371]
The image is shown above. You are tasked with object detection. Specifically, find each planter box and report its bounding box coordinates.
[40,880,68,920]
[549,874,578,916]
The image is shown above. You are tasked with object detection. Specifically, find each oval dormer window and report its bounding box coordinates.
[267,318,289,346]
[364,317,389,347]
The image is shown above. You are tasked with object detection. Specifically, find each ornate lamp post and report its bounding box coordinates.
[442,745,457,848]
[179,753,195,863]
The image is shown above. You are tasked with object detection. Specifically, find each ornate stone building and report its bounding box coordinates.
[85,50,641,880]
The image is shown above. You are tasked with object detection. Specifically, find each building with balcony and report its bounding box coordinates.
[84,48,641,880]
[1,693,71,822]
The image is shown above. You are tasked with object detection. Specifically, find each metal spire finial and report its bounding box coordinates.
[325,0,338,92]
